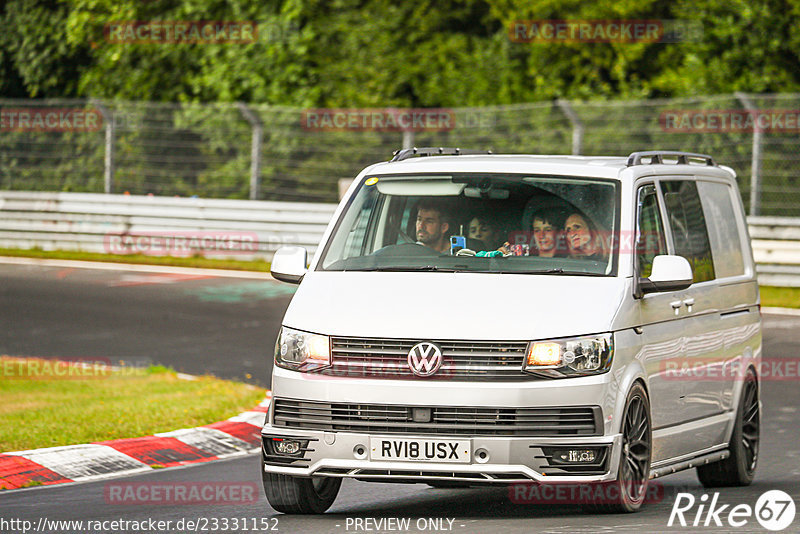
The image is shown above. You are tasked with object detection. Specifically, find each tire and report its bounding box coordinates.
[696,368,759,487]
[583,382,652,514]
[262,472,341,514]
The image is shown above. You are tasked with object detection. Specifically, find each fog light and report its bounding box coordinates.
[556,449,597,463]
[273,438,301,456]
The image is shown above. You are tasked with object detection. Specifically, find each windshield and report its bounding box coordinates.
[319,173,619,276]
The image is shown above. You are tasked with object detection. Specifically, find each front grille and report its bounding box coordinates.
[272,398,602,437]
[321,337,530,381]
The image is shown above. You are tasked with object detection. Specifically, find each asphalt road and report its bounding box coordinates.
[1,261,799,534]
[0,261,292,387]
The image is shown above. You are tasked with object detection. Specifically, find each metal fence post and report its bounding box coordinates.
[92,100,115,193]
[402,130,415,150]
[735,92,762,216]
[557,99,584,155]
[237,103,263,200]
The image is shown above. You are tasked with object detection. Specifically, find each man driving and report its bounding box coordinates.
[415,199,452,254]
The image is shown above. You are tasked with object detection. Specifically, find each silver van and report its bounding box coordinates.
[263,149,762,513]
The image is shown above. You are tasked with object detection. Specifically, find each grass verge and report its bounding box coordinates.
[0,357,266,452]
[759,286,800,309]
[0,248,270,272]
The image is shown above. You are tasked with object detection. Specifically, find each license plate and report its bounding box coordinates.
[369,437,471,463]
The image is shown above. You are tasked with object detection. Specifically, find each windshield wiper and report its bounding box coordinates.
[348,265,457,272]
[522,268,607,276]
[345,266,605,275]
[450,268,607,275]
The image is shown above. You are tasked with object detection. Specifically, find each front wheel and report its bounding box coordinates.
[262,472,341,514]
[583,382,652,514]
[696,368,759,487]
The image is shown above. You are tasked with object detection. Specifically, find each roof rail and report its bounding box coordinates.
[390,147,493,162]
[627,151,716,167]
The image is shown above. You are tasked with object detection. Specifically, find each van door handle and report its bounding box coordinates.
[683,298,695,312]
[670,300,683,315]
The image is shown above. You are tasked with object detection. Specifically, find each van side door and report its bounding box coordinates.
[635,182,688,461]
[659,179,728,431]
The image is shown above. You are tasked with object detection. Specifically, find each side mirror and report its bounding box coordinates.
[637,255,693,296]
[271,246,308,284]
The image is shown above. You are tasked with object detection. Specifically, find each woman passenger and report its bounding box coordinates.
[564,211,607,260]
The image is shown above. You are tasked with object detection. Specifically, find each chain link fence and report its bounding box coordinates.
[1,94,799,215]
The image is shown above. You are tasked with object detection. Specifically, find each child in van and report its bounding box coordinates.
[531,207,567,257]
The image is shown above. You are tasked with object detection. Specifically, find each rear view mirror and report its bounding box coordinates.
[271,246,308,284]
[463,187,510,199]
[638,255,693,296]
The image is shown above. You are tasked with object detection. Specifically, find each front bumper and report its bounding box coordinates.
[263,366,625,484]
[260,427,622,484]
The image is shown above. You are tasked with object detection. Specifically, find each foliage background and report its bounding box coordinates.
[1,1,799,212]
[2,0,799,104]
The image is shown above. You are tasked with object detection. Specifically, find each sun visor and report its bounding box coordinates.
[374,177,465,196]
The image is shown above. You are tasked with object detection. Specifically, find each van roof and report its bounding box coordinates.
[365,153,737,182]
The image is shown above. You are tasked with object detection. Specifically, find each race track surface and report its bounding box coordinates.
[1,262,799,533]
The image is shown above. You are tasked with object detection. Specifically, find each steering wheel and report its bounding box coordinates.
[396,227,416,244]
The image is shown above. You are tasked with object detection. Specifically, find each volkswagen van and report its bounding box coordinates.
[262,149,762,513]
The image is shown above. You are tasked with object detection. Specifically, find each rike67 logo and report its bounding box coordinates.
[669,490,796,531]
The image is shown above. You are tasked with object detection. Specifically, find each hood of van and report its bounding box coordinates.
[282,272,629,341]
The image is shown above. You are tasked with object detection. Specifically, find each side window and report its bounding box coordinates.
[660,180,715,283]
[341,185,381,258]
[635,184,667,278]
[696,181,746,278]
[399,198,417,240]
[385,197,413,244]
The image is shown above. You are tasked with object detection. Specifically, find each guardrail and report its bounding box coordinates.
[1,192,799,286]
[749,217,800,287]
[0,191,337,262]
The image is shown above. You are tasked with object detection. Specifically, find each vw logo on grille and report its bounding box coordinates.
[407,342,443,377]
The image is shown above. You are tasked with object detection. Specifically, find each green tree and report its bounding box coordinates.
[1,0,90,97]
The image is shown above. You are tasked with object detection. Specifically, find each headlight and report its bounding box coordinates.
[523,333,613,378]
[274,327,331,372]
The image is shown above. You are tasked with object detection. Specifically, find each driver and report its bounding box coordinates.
[415,199,452,254]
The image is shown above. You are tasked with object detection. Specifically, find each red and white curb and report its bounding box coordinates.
[0,393,271,491]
